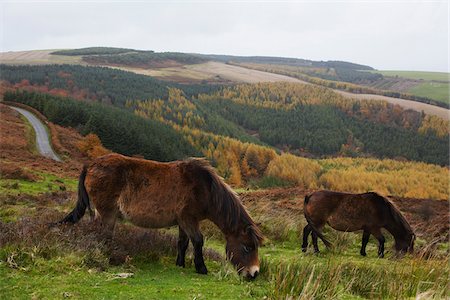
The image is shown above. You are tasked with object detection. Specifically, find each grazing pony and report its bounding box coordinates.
[57,153,263,279]
[302,190,415,257]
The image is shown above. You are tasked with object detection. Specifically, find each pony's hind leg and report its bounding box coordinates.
[372,229,386,258]
[176,227,189,268]
[301,224,312,252]
[360,230,370,256]
[179,220,207,274]
[312,231,320,253]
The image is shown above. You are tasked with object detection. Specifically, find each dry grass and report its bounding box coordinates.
[0,50,83,65]
[0,197,223,272]
[0,163,39,181]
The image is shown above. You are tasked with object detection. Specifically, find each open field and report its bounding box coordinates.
[408,81,449,105]
[115,61,303,84]
[0,50,83,65]
[372,70,450,82]
[335,90,449,119]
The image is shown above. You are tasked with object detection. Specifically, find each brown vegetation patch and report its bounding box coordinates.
[0,163,39,181]
[0,192,223,268]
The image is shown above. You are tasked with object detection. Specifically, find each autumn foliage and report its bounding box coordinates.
[76,133,110,159]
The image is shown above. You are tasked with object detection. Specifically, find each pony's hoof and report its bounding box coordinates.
[176,261,185,268]
[301,247,307,253]
[360,252,367,257]
[196,265,208,275]
[378,253,384,258]
[313,250,320,254]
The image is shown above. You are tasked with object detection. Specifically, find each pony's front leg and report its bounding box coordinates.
[191,231,207,274]
[176,227,189,268]
[360,230,370,256]
[179,221,207,274]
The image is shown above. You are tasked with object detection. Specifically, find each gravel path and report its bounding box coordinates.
[10,106,61,162]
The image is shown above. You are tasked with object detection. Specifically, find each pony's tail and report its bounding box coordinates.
[304,195,332,248]
[53,166,93,225]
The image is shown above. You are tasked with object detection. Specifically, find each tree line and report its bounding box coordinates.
[4,90,198,161]
[0,64,220,106]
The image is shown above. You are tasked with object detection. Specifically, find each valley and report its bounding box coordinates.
[0,47,448,299]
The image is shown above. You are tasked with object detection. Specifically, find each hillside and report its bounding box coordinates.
[0,103,448,299]
[3,67,448,165]
[3,89,449,200]
[1,48,448,113]
[366,70,449,105]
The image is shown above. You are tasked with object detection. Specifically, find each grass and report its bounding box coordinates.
[0,171,77,197]
[1,259,267,299]
[0,181,448,299]
[0,49,83,65]
[372,70,449,82]
[408,81,449,105]
[1,219,447,299]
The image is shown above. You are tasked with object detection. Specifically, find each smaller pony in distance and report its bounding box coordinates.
[55,153,263,279]
[302,190,415,257]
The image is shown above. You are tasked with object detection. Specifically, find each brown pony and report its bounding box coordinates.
[302,190,415,257]
[57,153,263,279]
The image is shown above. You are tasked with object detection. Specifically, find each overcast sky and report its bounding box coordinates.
[1,1,448,72]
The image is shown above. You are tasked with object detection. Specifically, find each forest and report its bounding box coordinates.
[1,64,448,166]
[236,63,448,108]
[82,52,206,68]
[3,89,448,200]
[4,90,198,161]
[51,47,140,56]
[0,64,221,106]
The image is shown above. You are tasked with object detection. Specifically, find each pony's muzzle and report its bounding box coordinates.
[243,265,260,280]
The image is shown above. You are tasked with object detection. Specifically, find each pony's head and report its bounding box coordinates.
[226,223,263,280]
[395,232,415,254]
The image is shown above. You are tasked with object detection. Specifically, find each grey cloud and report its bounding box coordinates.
[1,1,448,71]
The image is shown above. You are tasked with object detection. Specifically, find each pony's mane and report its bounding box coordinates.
[367,192,414,235]
[185,158,264,246]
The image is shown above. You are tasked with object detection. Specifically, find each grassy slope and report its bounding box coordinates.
[373,70,449,81]
[408,81,449,104]
[1,216,447,300]
[370,70,449,104]
[0,170,447,299]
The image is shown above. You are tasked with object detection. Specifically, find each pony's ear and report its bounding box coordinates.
[242,225,252,235]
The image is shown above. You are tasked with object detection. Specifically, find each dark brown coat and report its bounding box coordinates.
[302,190,415,257]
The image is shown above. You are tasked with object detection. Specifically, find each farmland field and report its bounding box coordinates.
[372,70,449,82]
[408,81,449,105]
[0,50,83,65]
